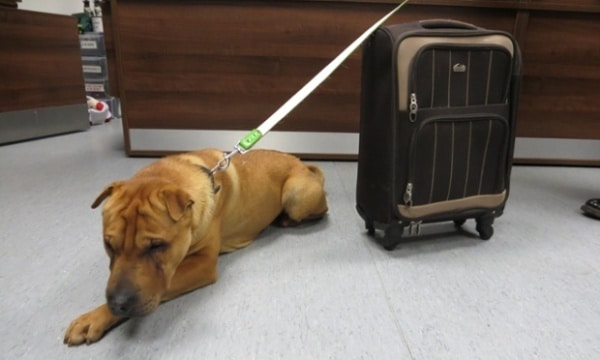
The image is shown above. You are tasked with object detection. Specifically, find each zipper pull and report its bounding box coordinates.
[403,182,413,206]
[409,93,418,122]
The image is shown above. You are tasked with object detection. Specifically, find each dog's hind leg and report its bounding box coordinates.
[278,165,328,227]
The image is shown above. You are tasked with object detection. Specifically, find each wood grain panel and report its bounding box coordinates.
[308,0,600,13]
[528,0,600,12]
[101,2,119,96]
[105,0,599,161]
[0,8,85,113]
[109,0,514,135]
[517,11,600,139]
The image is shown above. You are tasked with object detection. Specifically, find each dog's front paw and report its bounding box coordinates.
[64,304,120,346]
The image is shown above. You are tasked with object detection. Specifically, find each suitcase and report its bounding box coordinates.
[356,19,521,250]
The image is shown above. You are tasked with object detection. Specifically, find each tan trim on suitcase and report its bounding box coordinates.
[397,35,514,111]
[397,190,506,219]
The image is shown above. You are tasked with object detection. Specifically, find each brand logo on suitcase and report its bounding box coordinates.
[453,63,467,73]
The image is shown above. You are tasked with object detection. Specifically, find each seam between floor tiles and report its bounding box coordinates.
[365,242,416,360]
[332,163,416,359]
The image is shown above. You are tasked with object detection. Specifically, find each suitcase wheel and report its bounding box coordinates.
[365,221,375,235]
[475,214,495,240]
[381,223,403,251]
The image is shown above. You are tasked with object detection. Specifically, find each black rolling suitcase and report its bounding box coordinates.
[356,19,521,250]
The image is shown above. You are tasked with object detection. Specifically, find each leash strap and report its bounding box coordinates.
[211,0,410,174]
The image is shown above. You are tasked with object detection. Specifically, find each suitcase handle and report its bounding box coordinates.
[419,19,479,30]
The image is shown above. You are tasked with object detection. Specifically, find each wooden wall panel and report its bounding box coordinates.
[0,8,85,113]
[528,0,600,12]
[517,11,600,139]
[108,0,514,133]
[105,0,600,161]
[101,3,119,97]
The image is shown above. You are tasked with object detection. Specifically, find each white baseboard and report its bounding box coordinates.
[129,129,600,163]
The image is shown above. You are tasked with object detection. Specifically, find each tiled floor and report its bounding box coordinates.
[1,120,599,359]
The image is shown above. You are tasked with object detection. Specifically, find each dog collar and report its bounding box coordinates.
[199,166,221,194]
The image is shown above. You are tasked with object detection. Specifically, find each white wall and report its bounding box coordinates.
[19,0,82,15]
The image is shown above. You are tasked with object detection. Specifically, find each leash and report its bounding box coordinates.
[210,0,410,175]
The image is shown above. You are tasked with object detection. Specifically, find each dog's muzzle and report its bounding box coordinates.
[106,288,140,318]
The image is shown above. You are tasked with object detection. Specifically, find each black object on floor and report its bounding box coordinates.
[581,198,600,219]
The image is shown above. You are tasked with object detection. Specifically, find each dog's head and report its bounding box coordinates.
[92,179,196,318]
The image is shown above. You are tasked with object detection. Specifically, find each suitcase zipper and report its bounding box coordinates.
[403,182,413,206]
[409,93,418,122]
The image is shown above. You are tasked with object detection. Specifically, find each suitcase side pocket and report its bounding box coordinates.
[397,107,510,220]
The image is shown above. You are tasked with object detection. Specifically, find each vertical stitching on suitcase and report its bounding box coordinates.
[447,50,452,107]
[447,122,455,200]
[485,50,494,104]
[466,51,471,106]
[429,123,438,203]
[478,119,492,194]
[431,49,436,108]
[463,121,472,197]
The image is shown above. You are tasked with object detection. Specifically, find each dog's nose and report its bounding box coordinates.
[107,290,138,317]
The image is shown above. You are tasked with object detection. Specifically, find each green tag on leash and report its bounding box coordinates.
[238,129,263,152]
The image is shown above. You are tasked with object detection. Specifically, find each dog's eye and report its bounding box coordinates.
[147,239,168,252]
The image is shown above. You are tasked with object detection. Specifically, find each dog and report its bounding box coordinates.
[63,149,328,346]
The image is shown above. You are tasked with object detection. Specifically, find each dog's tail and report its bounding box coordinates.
[306,164,325,185]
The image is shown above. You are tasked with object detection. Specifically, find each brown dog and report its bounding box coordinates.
[63,149,328,346]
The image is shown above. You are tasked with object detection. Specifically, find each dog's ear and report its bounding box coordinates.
[91,182,122,209]
[161,187,194,222]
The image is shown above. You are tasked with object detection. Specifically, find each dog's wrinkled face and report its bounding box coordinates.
[92,180,194,318]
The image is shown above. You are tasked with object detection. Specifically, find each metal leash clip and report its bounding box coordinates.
[209,128,262,175]
[210,149,239,176]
